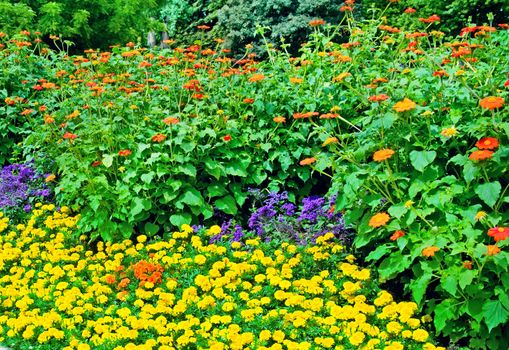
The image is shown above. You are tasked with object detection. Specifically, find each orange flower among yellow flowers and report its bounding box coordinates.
[422,246,440,257]
[479,96,504,110]
[373,149,395,162]
[368,212,390,228]
[393,98,416,112]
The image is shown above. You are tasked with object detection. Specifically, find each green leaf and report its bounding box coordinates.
[102,154,114,168]
[180,187,204,207]
[388,203,408,219]
[144,222,159,236]
[170,213,192,229]
[130,197,145,217]
[178,164,197,177]
[378,252,412,279]
[463,161,479,183]
[214,195,238,215]
[141,172,154,184]
[440,275,458,296]
[482,300,509,332]
[434,300,455,332]
[365,245,391,262]
[411,272,432,305]
[207,183,228,198]
[410,150,436,172]
[475,182,501,208]
[459,269,476,289]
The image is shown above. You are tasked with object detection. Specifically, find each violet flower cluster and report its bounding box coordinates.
[213,190,350,246]
[0,162,53,215]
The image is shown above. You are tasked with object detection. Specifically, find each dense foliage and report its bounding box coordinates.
[0,0,164,49]
[1,2,509,349]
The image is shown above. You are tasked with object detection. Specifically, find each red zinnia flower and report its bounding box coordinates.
[91,161,102,167]
[476,137,499,150]
[487,227,509,242]
[118,149,132,157]
[223,135,231,142]
[63,132,77,140]
[152,134,166,142]
[479,96,504,110]
[390,230,405,241]
[469,150,494,161]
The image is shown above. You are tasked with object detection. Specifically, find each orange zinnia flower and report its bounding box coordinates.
[152,134,166,143]
[322,137,338,147]
[63,132,77,140]
[118,149,132,157]
[368,212,390,228]
[248,73,265,82]
[309,19,325,27]
[273,116,286,123]
[422,246,440,257]
[486,245,501,256]
[479,96,504,110]
[163,117,179,125]
[476,137,499,150]
[463,261,473,269]
[299,157,316,166]
[373,149,395,162]
[390,230,405,241]
[469,150,494,161]
[393,98,416,112]
[487,227,509,242]
[45,174,56,183]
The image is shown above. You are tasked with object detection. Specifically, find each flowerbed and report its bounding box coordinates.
[1,1,509,349]
[0,206,442,349]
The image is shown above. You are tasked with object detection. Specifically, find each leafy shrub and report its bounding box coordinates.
[302,10,508,350]
[214,0,347,55]
[2,37,331,241]
[0,0,165,50]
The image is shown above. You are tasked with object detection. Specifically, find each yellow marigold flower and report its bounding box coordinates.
[272,330,285,343]
[386,321,403,334]
[45,174,56,182]
[404,200,414,208]
[137,235,147,243]
[412,329,429,342]
[368,212,390,228]
[373,149,395,162]
[393,98,416,112]
[207,225,221,236]
[349,332,365,346]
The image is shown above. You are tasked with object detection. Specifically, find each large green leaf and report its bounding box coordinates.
[170,213,192,229]
[411,272,432,305]
[180,187,204,207]
[214,195,238,215]
[475,181,501,208]
[482,299,509,332]
[434,300,455,332]
[410,150,436,172]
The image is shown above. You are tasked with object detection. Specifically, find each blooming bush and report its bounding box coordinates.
[0,205,443,349]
